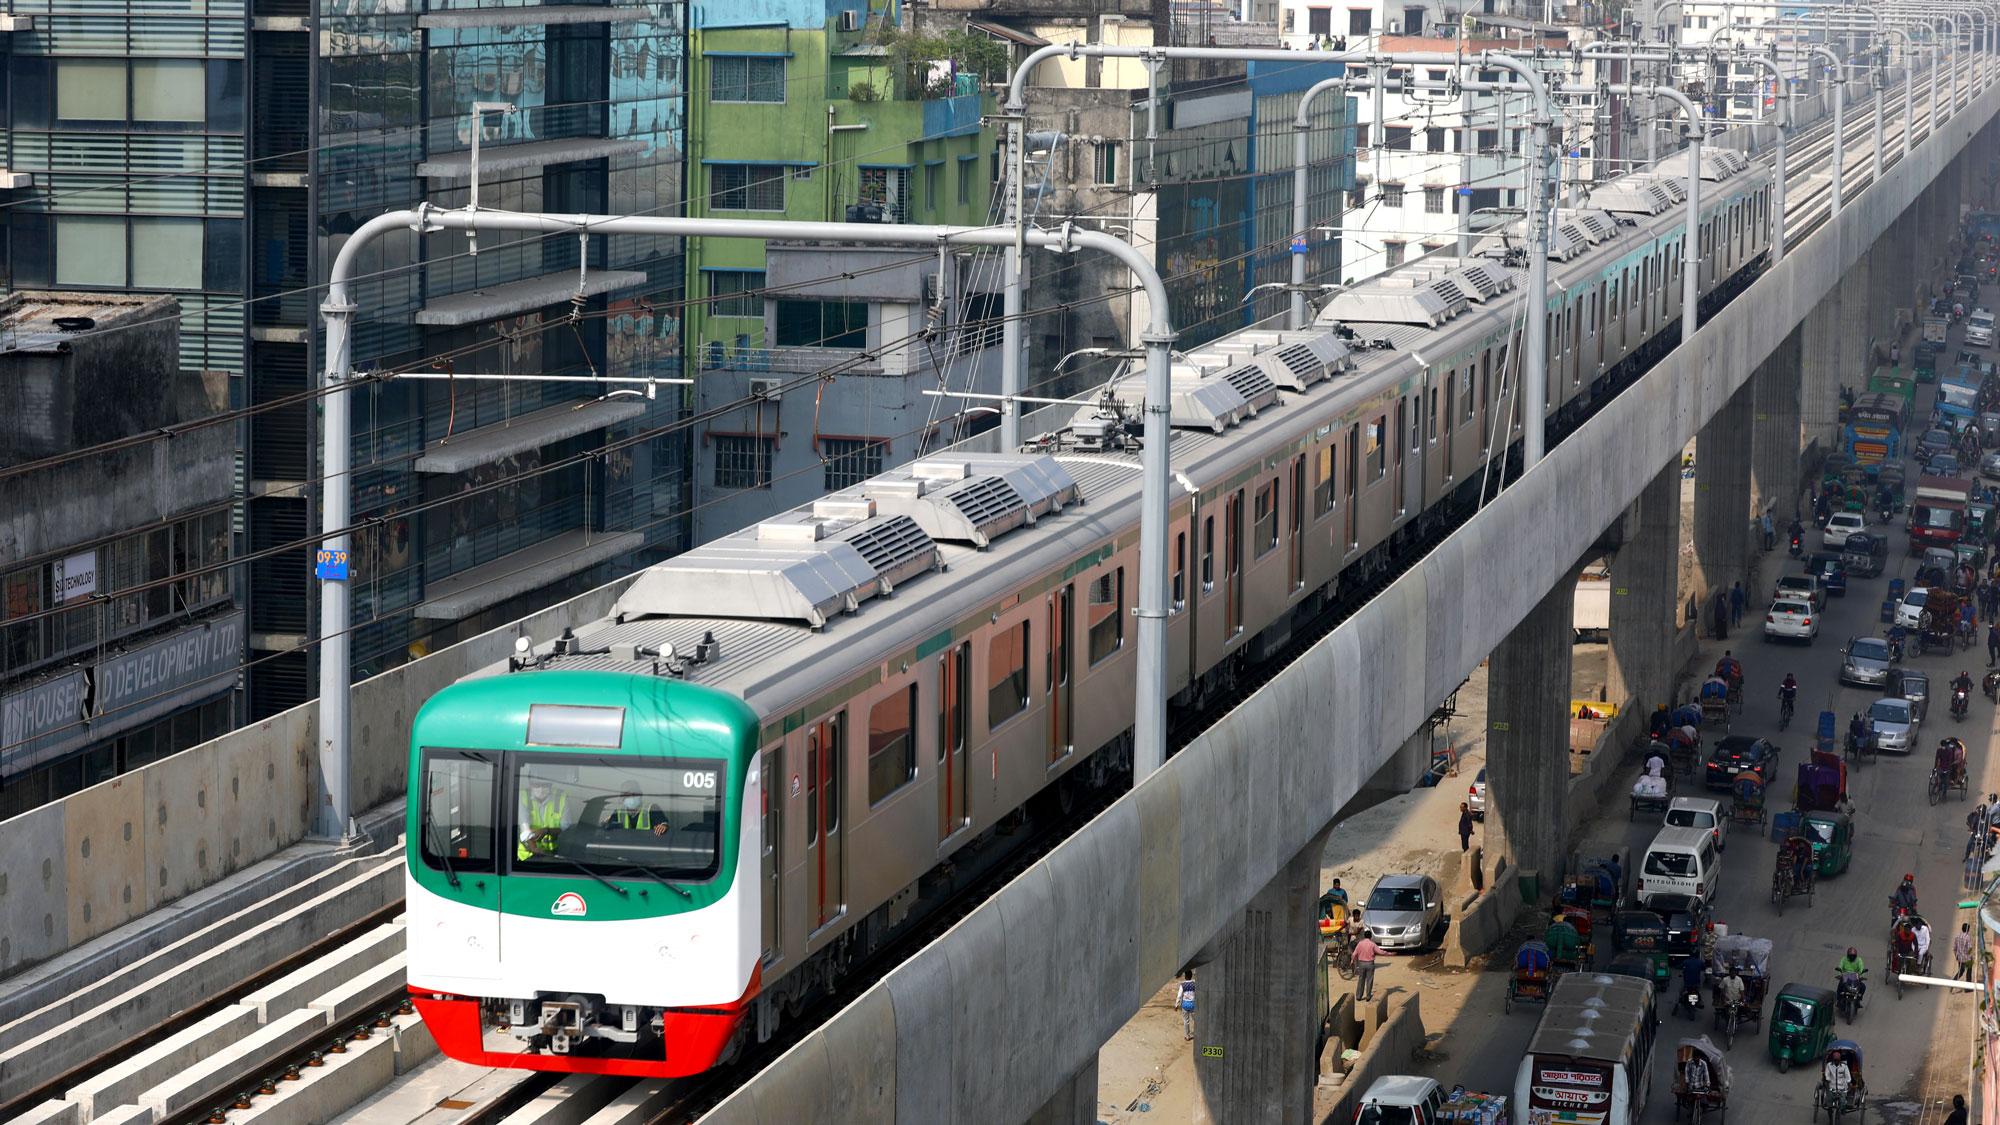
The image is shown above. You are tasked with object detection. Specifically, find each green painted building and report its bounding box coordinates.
[685,2,1009,540]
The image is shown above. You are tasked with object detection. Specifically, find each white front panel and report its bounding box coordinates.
[406,871,503,991]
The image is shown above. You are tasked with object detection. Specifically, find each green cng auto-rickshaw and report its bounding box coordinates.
[1770,982,1837,1071]
[1612,910,1672,986]
[1801,811,1854,877]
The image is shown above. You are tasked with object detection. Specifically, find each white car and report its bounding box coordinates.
[1822,512,1865,549]
[1970,309,1996,348]
[1664,796,1727,853]
[1895,587,1931,630]
[1764,597,1819,642]
[1867,697,1918,753]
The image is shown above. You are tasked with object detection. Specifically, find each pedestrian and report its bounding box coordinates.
[1458,802,1475,852]
[1712,590,1729,640]
[1760,509,1776,551]
[1354,932,1382,1001]
[1955,924,1976,981]
[1988,622,1999,667]
[1730,581,1745,627]
[1176,972,1196,1040]
[1944,1095,1969,1125]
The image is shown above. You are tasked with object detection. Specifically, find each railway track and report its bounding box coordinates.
[38,58,1989,1125]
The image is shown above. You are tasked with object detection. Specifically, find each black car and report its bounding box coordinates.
[1919,428,1955,460]
[1841,532,1888,578]
[1704,734,1780,790]
[1806,552,1848,597]
[1644,892,1712,959]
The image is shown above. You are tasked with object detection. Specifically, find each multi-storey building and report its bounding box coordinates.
[0,0,689,719]
[0,293,240,818]
[685,0,1005,540]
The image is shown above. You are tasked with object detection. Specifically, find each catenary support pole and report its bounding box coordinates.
[318,207,1182,821]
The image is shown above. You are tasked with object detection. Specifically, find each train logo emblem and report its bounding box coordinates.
[552,892,587,917]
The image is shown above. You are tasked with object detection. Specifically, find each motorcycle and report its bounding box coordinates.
[1837,973,1864,1023]
[1985,671,2000,703]
[1675,982,1706,1019]
[1955,686,1971,722]
[1790,532,1804,559]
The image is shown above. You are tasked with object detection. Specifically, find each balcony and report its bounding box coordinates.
[416,529,643,619]
[697,344,883,377]
[418,137,648,182]
[417,3,655,28]
[415,268,647,327]
[413,398,648,475]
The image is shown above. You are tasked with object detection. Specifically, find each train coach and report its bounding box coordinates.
[404,147,1773,1076]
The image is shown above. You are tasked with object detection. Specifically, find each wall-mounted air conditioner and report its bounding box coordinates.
[749,377,783,400]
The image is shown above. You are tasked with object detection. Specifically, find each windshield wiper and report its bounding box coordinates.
[426,823,462,889]
[620,865,693,899]
[530,848,629,897]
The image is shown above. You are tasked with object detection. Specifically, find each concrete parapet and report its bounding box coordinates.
[88,1106,152,1125]
[304,951,407,1028]
[391,1011,436,1075]
[67,1003,260,1120]
[0,858,399,1107]
[1312,991,1426,1125]
[242,923,404,1023]
[1443,861,1520,968]
[135,1008,322,1120]
[579,1081,680,1124]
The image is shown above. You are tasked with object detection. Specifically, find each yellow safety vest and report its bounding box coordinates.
[518,793,566,860]
[616,807,652,830]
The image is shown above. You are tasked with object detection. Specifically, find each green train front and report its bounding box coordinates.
[405,670,761,1077]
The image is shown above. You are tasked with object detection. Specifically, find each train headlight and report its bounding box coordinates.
[622,1005,639,1033]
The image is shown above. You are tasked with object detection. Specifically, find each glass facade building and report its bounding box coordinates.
[1,0,688,720]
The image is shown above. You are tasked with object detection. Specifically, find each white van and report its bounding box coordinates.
[1635,826,1723,906]
[1969,308,1996,348]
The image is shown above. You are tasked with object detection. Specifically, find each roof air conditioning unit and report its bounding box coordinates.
[1388,18,1402,33]
[749,377,783,400]
[924,273,942,301]
[837,8,863,31]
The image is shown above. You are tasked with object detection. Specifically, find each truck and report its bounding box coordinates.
[1354,1076,1509,1125]
[1924,315,1950,346]
[1512,974,1658,1125]
[1908,475,1972,551]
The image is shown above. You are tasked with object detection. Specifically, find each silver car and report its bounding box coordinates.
[1898,668,1931,720]
[1867,697,1917,753]
[1982,448,2000,481]
[1840,636,1893,687]
[1364,874,1443,953]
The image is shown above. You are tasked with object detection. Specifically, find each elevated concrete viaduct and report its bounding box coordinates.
[699,73,2000,1125]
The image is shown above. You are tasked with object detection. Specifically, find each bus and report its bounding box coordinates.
[1513,974,1658,1125]
[1939,365,1982,421]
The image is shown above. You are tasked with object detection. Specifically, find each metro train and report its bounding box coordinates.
[404,145,1775,1077]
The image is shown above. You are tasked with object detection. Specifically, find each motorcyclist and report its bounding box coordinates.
[1955,671,1975,718]
[1837,947,1869,1008]
[1956,670,1975,696]
[1789,517,1806,555]
[1891,873,1919,918]
[1650,704,1673,740]
[1889,622,1909,662]
[1680,953,1708,1010]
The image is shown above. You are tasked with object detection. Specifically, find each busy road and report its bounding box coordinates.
[1412,347,1992,1125]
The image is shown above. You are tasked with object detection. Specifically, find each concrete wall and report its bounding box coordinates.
[0,577,635,978]
[698,76,2000,1125]
[1312,991,1427,1125]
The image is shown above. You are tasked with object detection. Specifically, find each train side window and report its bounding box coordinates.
[1427,387,1438,442]
[987,619,1030,730]
[1087,568,1124,664]
[1173,531,1186,608]
[1253,480,1278,558]
[865,684,917,806]
[1367,416,1385,480]
[1315,444,1336,517]
[1201,516,1215,590]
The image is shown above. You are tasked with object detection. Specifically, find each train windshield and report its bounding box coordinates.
[510,754,726,882]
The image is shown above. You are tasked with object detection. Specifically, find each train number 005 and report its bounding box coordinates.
[682,771,718,789]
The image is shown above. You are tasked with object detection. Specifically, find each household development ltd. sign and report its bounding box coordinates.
[1,610,244,778]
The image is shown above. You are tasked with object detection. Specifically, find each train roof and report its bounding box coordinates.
[486,142,1771,723]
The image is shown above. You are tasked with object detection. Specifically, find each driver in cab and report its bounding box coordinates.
[518,778,571,861]
[604,785,671,837]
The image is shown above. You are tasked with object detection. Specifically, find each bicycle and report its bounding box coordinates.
[1780,694,1796,730]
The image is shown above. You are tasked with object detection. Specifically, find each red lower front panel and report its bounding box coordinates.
[412,966,759,1079]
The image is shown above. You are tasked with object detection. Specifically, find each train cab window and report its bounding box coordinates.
[1201,516,1215,589]
[511,754,725,882]
[1314,445,1336,517]
[418,750,497,875]
[866,685,917,806]
[1366,416,1385,480]
[1087,568,1124,664]
[1253,481,1278,558]
[987,620,1030,730]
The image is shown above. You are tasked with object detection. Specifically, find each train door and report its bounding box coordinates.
[759,745,781,962]
[1343,425,1359,550]
[1289,454,1306,590]
[1441,373,1456,478]
[1393,398,1408,514]
[1047,585,1073,760]
[938,642,969,841]
[805,712,845,929]
[1225,490,1244,636]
